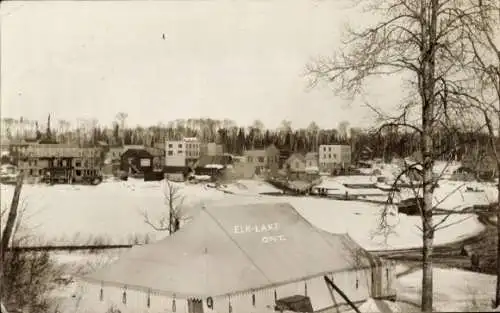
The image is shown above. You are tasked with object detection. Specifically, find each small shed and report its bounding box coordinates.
[120,148,153,175]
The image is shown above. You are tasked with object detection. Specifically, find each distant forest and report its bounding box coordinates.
[1,115,493,162]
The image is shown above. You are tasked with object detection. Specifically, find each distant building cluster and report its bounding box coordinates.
[5,139,103,184]
[1,134,353,184]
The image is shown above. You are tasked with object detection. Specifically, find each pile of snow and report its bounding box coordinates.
[193,175,211,181]
[398,268,495,312]
[358,298,402,313]
[205,164,224,169]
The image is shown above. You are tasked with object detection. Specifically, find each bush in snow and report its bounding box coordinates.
[1,240,61,312]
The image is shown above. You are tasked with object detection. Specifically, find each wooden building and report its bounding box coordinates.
[120,148,154,177]
[12,142,103,184]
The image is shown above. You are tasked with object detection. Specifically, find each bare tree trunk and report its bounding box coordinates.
[420,0,438,310]
[0,173,23,281]
[496,167,500,307]
[1,174,23,256]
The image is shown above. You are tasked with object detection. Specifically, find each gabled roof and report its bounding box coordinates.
[83,202,376,299]
[121,148,153,159]
[287,153,305,163]
[305,152,318,160]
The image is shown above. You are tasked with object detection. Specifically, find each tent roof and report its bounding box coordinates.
[83,202,375,299]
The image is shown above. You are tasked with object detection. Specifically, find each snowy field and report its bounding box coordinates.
[397,266,499,312]
[0,176,495,251]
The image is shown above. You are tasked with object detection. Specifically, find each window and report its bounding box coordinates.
[168,150,173,156]
[178,150,183,155]
[323,147,326,151]
[328,147,332,151]
[39,169,43,175]
[295,161,300,169]
[75,159,82,167]
[178,144,183,148]
[333,154,337,159]
[258,156,265,163]
[168,144,173,148]
[328,154,331,159]
[33,160,38,166]
[76,170,82,176]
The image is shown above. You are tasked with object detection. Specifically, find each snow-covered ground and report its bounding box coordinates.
[218,179,283,195]
[397,267,497,312]
[0,177,493,251]
[396,180,497,211]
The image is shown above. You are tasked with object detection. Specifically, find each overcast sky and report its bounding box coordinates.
[1,0,406,129]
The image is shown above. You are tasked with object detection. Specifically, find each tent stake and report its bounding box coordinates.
[323,276,361,313]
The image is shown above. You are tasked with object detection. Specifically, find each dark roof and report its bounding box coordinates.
[37,138,59,144]
[145,147,165,157]
[197,155,232,167]
[121,148,153,159]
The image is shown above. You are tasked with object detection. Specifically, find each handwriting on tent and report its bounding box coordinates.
[232,223,287,244]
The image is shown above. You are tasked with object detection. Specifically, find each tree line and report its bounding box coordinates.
[1,115,495,163]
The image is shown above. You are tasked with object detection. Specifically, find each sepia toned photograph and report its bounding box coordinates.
[1,0,500,312]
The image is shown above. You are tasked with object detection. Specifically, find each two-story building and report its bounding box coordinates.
[14,143,103,184]
[200,142,224,156]
[243,144,280,175]
[318,145,352,172]
[165,137,201,167]
[120,147,154,177]
[284,153,306,173]
[305,152,319,171]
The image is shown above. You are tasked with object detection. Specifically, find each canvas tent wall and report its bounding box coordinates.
[80,202,396,312]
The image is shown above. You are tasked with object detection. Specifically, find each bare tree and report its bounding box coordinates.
[456,0,500,305]
[338,120,350,141]
[1,174,23,263]
[0,175,60,312]
[115,112,128,146]
[142,180,188,235]
[306,0,478,310]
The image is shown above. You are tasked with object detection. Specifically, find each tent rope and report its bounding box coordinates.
[200,205,275,285]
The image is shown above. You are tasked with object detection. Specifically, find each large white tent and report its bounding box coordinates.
[81,202,396,312]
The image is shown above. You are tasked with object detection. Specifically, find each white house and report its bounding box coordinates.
[165,137,201,167]
[318,145,351,172]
